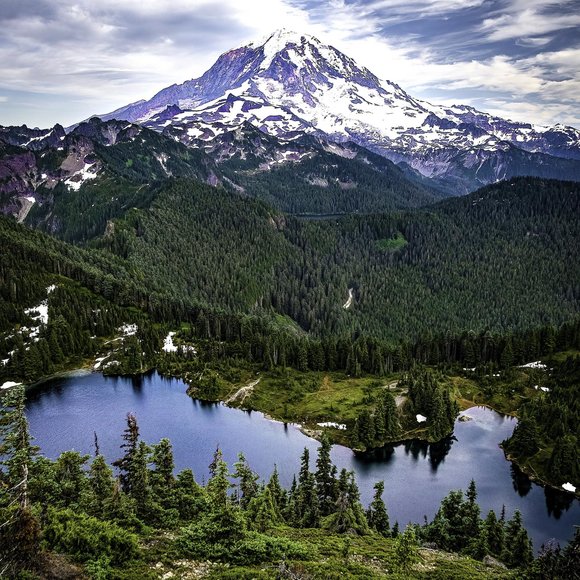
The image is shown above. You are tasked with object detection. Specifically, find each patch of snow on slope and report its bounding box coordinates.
[65,162,98,191]
[93,355,110,370]
[163,332,178,353]
[154,152,172,176]
[162,332,196,354]
[25,300,48,325]
[119,323,138,336]
[1,381,22,390]
[520,361,547,369]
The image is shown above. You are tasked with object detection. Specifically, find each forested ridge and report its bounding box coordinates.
[216,125,438,214]
[96,176,579,340]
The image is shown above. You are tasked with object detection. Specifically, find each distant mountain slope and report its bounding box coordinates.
[0,118,219,241]
[0,118,438,232]
[98,29,580,193]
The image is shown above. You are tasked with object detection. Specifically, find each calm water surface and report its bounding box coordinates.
[25,371,579,549]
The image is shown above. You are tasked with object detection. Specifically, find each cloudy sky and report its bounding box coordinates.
[1,0,579,128]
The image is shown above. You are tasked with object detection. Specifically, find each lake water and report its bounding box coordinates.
[25,370,579,549]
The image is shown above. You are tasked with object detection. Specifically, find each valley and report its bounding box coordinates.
[1,25,579,580]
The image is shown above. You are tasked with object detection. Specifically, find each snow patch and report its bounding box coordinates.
[317,422,347,430]
[520,361,547,369]
[65,162,98,191]
[162,332,178,353]
[162,332,196,354]
[154,152,172,176]
[1,381,22,390]
[93,355,110,370]
[119,323,138,336]
[25,300,48,325]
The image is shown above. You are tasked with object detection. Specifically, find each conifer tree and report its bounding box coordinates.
[130,441,152,515]
[315,434,337,516]
[151,438,175,497]
[0,386,41,575]
[366,480,389,536]
[247,487,280,532]
[266,465,286,518]
[393,525,420,572]
[89,454,115,515]
[233,452,259,509]
[54,450,90,508]
[484,509,505,557]
[382,391,400,438]
[462,480,481,539]
[113,413,140,493]
[503,510,533,568]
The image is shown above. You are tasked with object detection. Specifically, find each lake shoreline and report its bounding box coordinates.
[14,361,578,500]
[23,369,580,549]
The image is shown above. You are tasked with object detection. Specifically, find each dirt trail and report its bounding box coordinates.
[383,381,399,390]
[225,377,261,405]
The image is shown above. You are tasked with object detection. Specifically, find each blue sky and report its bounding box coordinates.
[1,0,579,128]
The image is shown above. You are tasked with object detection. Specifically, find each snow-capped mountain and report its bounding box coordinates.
[98,29,580,193]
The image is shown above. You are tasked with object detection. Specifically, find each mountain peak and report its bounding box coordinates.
[257,29,324,72]
[260,29,313,48]
[93,29,580,193]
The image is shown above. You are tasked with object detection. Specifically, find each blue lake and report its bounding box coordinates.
[25,370,580,549]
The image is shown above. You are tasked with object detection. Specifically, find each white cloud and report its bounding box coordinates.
[0,0,578,128]
[479,99,579,127]
[481,0,580,42]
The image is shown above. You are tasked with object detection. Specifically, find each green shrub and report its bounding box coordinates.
[230,532,313,565]
[43,508,139,564]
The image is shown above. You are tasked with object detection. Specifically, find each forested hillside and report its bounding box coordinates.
[503,355,580,489]
[99,176,580,341]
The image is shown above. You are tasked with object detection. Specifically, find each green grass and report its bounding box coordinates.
[376,232,408,252]
[197,527,516,579]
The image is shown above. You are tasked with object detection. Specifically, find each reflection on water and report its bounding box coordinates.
[130,374,145,391]
[511,464,533,497]
[429,436,456,471]
[365,436,456,473]
[545,486,576,519]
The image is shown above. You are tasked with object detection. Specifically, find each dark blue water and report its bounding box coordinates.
[25,371,579,550]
